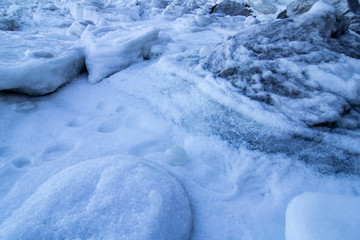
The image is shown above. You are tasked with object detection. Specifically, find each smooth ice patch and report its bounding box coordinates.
[0,156,192,240]
[286,192,360,240]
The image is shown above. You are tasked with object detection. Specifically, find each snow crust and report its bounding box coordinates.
[286,192,360,240]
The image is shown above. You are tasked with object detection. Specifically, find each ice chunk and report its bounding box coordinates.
[286,192,360,240]
[83,26,160,84]
[67,20,95,37]
[164,145,189,166]
[0,32,85,95]
[0,157,192,240]
[246,0,277,14]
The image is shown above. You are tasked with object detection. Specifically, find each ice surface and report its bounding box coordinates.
[286,192,360,240]
[0,156,192,239]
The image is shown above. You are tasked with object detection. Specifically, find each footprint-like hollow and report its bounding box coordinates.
[97,105,128,133]
[11,157,31,168]
[0,156,192,240]
[67,117,88,128]
[42,143,74,161]
[97,117,121,133]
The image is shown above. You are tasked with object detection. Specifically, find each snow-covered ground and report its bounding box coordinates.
[1,0,360,239]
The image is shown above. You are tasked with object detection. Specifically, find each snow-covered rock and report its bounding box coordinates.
[200,2,360,127]
[277,0,360,34]
[82,26,161,84]
[0,32,85,95]
[0,156,192,240]
[0,17,21,31]
[209,0,252,16]
[286,192,360,240]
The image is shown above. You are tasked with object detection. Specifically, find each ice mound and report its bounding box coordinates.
[0,32,85,95]
[286,192,360,240]
[83,26,161,84]
[0,157,192,240]
[200,2,360,127]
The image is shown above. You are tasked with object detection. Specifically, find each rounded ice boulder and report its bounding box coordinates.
[0,156,192,240]
[285,192,360,240]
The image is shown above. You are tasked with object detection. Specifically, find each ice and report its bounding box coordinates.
[247,0,277,14]
[286,192,360,240]
[164,145,189,166]
[0,156,192,239]
[83,26,161,84]
[67,20,95,37]
[0,32,85,95]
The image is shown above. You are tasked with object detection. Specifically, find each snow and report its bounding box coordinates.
[286,192,360,240]
[1,0,360,239]
[0,156,192,239]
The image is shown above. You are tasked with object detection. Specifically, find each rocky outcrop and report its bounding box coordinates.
[210,0,252,16]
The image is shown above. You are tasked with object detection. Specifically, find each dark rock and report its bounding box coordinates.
[347,0,359,13]
[277,9,287,19]
[0,17,21,31]
[210,0,252,16]
[348,12,360,34]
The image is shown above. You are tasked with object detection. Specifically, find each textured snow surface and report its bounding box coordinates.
[0,156,191,239]
[286,192,360,240]
[1,0,360,239]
